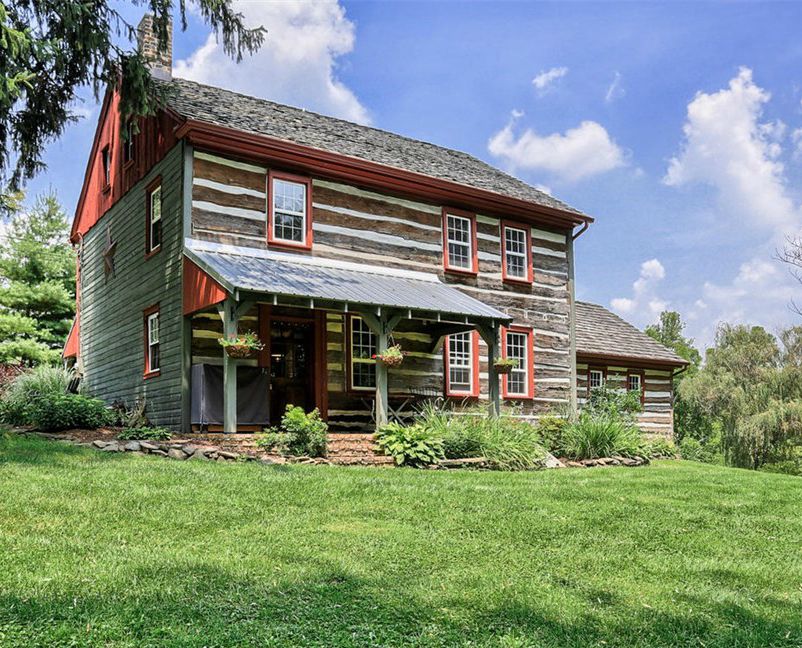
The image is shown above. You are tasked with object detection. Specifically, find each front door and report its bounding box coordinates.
[268,318,315,425]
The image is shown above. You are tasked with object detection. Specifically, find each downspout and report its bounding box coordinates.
[566,218,590,416]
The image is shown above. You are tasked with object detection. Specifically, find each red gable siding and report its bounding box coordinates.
[183,258,228,315]
[70,89,181,243]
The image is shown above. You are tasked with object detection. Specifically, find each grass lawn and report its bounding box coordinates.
[1,433,802,647]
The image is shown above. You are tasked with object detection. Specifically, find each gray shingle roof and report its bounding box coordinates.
[163,77,587,218]
[575,301,687,366]
[185,241,511,322]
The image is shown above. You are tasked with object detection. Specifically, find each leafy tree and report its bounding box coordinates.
[1,1,265,206]
[0,192,74,364]
[680,324,802,469]
[645,310,708,442]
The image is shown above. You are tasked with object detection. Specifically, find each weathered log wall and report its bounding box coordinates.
[576,361,675,438]
[190,150,574,428]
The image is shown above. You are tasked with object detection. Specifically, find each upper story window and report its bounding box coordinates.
[123,121,136,165]
[589,368,605,392]
[501,221,532,283]
[144,306,160,377]
[269,172,312,249]
[146,179,162,255]
[502,326,533,399]
[627,372,642,392]
[101,145,111,188]
[446,331,479,397]
[443,209,478,274]
[350,316,376,391]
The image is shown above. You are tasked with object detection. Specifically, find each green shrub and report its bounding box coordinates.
[117,426,172,441]
[441,423,483,459]
[476,417,546,471]
[587,386,643,419]
[375,422,443,467]
[642,437,676,459]
[679,437,718,463]
[760,460,802,476]
[536,415,568,454]
[27,393,112,432]
[0,365,74,425]
[256,405,328,457]
[562,413,642,460]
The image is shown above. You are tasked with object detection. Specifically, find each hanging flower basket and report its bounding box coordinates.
[493,358,518,375]
[373,344,405,367]
[218,331,265,359]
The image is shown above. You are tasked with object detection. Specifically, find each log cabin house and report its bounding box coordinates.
[62,16,687,438]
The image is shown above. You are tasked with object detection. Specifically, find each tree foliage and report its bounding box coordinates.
[0,192,74,364]
[1,1,265,205]
[679,324,802,469]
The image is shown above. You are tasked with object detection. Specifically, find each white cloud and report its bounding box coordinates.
[611,259,668,324]
[174,0,369,124]
[604,71,625,103]
[532,67,568,94]
[793,128,802,160]
[488,112,626,182]
[663,67,800,233]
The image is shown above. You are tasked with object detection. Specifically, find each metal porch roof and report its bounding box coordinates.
[185,241,510,323]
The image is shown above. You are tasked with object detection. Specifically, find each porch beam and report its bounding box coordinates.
[217,296,240,433]
[477,320,501,418]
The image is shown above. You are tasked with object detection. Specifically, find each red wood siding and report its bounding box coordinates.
[182,258,228,315]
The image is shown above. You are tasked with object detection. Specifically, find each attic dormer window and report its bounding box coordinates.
[268,172,312,250]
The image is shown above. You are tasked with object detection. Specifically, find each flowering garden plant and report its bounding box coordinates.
[373,344,405,367]
[218,331,265,358]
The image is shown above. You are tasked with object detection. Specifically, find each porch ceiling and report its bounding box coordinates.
[184,239,511,323]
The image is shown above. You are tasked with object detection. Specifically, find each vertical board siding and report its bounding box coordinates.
[575,361,675,438]
[189,150,574,422]
[79,144,185,427]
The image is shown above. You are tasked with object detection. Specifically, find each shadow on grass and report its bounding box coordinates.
[0,560,800,647]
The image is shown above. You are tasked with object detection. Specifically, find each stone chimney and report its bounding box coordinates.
[136,13,172,80]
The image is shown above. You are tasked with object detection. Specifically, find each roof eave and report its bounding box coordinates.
[174,118,593,231]
[576,350,689,370]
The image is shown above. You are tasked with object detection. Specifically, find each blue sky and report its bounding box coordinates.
[24,1,802,348]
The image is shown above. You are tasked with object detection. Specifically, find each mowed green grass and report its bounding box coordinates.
[1,434,802,647]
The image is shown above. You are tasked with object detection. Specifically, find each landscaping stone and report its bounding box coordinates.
[139,441,159,452]
[92,440,108,449]
[543,453,565,469]
[218,450,239,460]
[151,449,168,457]
[189,449,210,460]
[440,457,489,469]
[167,448,186,460]
[124,441,141,452]
[182,444,198,456]
[566,461,585,468]
[101,442,120,452]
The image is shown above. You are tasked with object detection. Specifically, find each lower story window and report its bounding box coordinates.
[446,331,477,396]
[144,307,160,376]
[350,316,376,390]
[503,327,532,398]
[627,373,642,392]
[589,369,604,392]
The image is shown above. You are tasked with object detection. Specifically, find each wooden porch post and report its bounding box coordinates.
[361,310,404,431]
[218,297,238,434]
[478,320,501,418]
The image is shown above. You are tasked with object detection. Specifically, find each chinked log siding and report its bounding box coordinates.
[79,143,185,427]
[188,149,575,421]
[576,361,675,438]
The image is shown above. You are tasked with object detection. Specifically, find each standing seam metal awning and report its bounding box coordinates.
[184,241,511,323]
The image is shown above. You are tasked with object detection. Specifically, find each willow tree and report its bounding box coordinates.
[1,1,266,210]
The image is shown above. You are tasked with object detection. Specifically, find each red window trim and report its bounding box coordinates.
[267,170,314,251]
[145,176,163,258]
[587,366,607,397]
[626,369,646,405]
[500,220,533,284]
[442,208,478,275]
[143,303,161,379]
[501,325,534,400]
[444,330,480,398]
[346,314,377,395]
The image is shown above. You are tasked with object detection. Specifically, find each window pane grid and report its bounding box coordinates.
[628,374,641,391]
[505,331,529,396]
[504,227,528,279]
[446,214,472,269]
[351,317,376,389]
[589,370,604,390]
[448,332,473,393]
[149,186,162,251]
[147,313,160,373]
[273,179,307,243]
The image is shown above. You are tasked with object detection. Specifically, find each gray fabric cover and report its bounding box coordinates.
[191,363,270,426]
